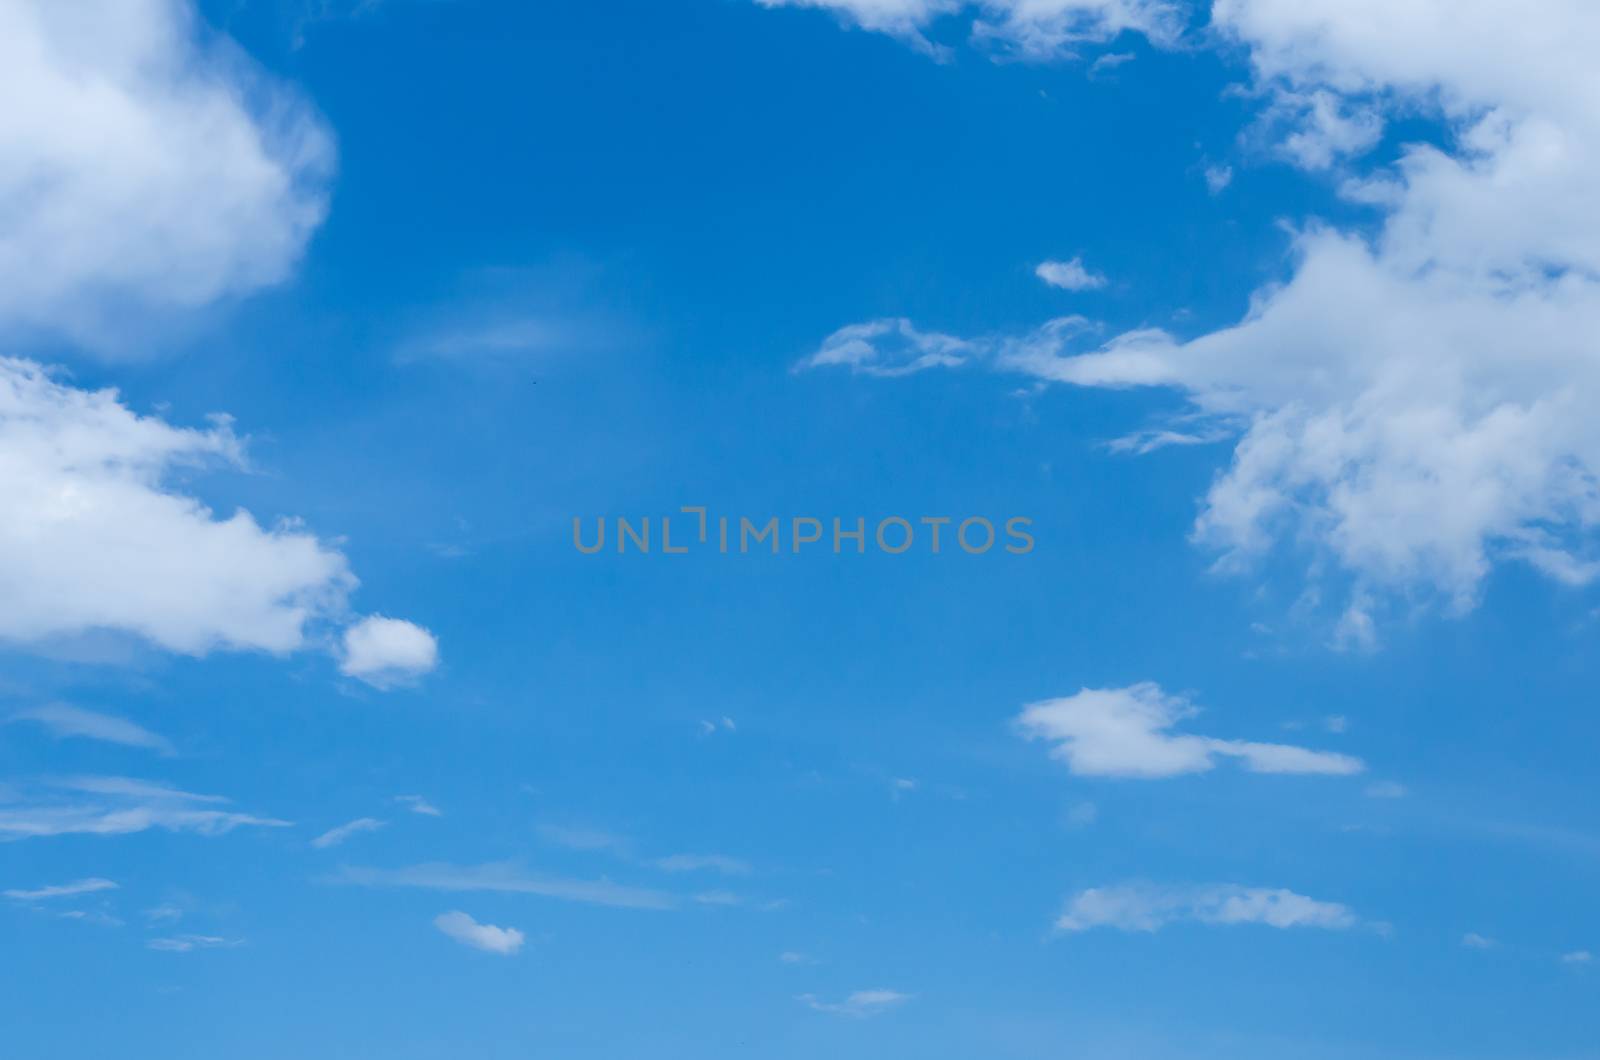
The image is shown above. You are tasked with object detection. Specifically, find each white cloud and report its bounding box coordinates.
[1035,257,1107,291]
[4,877,119,901]
[394,794,443,818]
[795,318,973,377]
[653,854,752,876]
[798,989,912,1017]
[0,0,332,350]
[340,616,439,688]
[1203,164,1233,193]
[311,816,386,849]
[147,934,242,953]
[753,1,1183,59]
[0,358,355,655]
[1461,932,1496,949]
[1056,882,1358,933]
[0,775,289,840]
[1364,780,1407,799]
[0,360,432,679]
[798,3,1600,628]
[8,703,172,754]
[1561,950,1593,965]
[433,910,525,955]
[331,862,675,911]
[1016,682,1363,778]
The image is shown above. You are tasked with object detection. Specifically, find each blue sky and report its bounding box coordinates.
[3,2,1599,1057]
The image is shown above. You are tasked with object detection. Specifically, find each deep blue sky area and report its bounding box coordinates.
[3,3,1597,1058]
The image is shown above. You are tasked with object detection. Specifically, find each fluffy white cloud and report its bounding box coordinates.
[1035,257,1107,291]
[1016,682,1363,778]
[341,616,440,688]
[433,910,525,955]
[1056,882,1358,932]
[0,0,333,349]
[0,775,289,840]
[0,358,348,653]
[3,877,119,901]
[311,817,386,849]
[0,359,435,681]
[754,1,1181,58]
[799,2,1600,627]
[798,989,912,1017]
[8,703,172,754]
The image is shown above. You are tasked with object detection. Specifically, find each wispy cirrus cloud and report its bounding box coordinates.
[7,704,173,754]
[4,877,119,901]
[329,862,676,911]
[311,817,386,849]
[0,776,289,841]
[1055,883,1360,933]
[147,934,243,953]
[798,989,912,1018]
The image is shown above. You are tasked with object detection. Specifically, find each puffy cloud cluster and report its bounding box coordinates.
[792,1,1600,628]
[753,0,1182,59]
[0,1,437,684]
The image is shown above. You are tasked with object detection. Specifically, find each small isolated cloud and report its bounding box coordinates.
[0,775,289,840]
[1365,781,1408,799]
[1561,950,1593,966]
[1089,51,1135,76]
[798,989,912,1018]
[1016,683,1364,779]
[8,704,173,754]
[794,318,973,377]
[311,817,385,849]
[697,716,736,736]
[537,823,628,854]
[653,854,751,876]
[4,877,118,901]
[394,795,442,818]
[779,950,817,965]
[1056,883,1359,933]
[433,910,524,955]
[1203,164,1233,194]
[340,616,439,689]
[1064,801,1099,828]
[147,934,242,953]
[1035,257,1107,291]
[1462,933,1496,949]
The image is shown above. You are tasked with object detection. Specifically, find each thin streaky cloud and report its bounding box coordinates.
[311,817,386,849]
[4,877,119,901]
[329,862,676,911]
[394,795,442,817]
[8,704,173,754]
[652,854,751,876]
